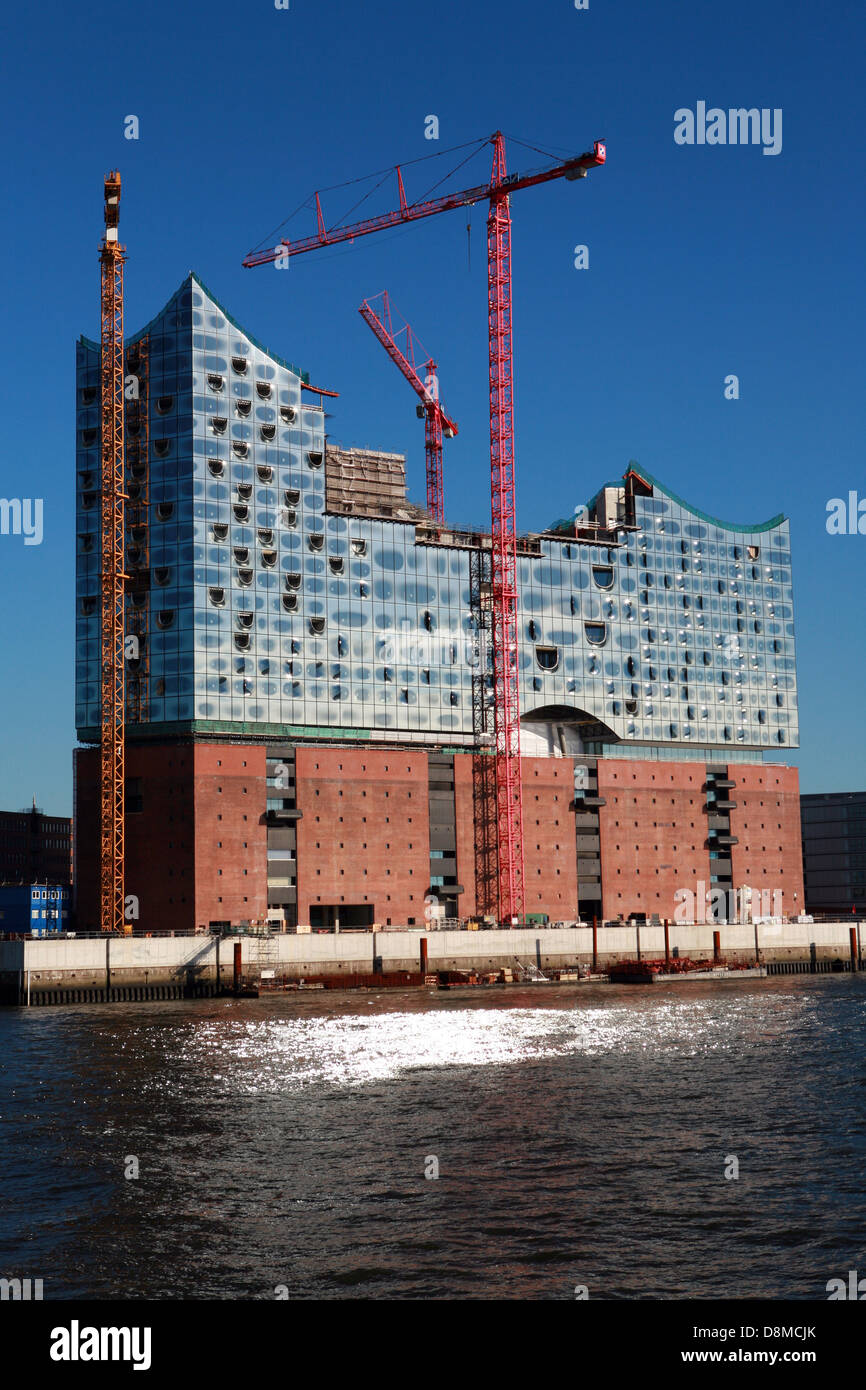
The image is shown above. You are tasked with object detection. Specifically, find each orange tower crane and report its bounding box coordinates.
[99,172,128,935]
[358,291,457,525]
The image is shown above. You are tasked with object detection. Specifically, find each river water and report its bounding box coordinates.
[1,976,864,1300]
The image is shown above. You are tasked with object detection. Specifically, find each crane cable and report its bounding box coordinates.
[248,135,491,257]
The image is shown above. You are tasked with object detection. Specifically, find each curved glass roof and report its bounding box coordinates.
[626,465,785,534]
[547,464,786,536]
[78,271,310,384]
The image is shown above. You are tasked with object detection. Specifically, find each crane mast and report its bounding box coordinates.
[245,133,605,923]
[486,135,524,921]
[99,172,127,935]
[358,291,458,526]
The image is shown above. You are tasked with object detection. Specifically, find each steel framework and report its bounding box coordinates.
[358,291,457,525]
[486,135,524,921]
[244,132,605,922]
[99,172,128,935]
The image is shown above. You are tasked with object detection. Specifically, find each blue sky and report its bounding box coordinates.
[1,0,863,815]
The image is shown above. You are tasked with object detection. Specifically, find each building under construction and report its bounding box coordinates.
[73,273,804,932]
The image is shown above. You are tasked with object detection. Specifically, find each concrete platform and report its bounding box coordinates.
[0,924,858,1005]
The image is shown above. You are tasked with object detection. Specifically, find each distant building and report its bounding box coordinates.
[801,792,866,915]
[0,805,72,886]
[73,274,804,931]
[0,884,69,936]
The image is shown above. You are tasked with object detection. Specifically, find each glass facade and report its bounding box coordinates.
[801,792,866,913]
[75,275,798,754]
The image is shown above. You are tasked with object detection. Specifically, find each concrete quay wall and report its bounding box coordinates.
[0,923,860,1002]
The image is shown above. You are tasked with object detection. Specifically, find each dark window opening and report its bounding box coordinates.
[535,645,559,671]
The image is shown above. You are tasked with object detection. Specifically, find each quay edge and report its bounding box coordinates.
[0,923,861,1006]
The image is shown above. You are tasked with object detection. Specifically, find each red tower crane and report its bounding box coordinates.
[358,291,457,525]
[244,132,605,924]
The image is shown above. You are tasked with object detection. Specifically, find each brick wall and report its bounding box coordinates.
[74,744,196,933]
[192,744,268,930]
[72,747,98,930]
[73,739,805,932]
[597,760,712,920]
[729,764,804,914]
[521,757,579,917]
[453,754,577,919]
[295,747,430,927]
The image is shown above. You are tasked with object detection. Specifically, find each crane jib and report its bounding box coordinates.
[243,143,604,268]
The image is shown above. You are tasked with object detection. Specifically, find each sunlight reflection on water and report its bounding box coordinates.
[158,987,811,1095]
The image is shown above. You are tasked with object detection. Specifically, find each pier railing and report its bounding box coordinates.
[2,912,863,943]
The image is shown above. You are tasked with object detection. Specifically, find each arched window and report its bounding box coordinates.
[535,646,559,671]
